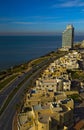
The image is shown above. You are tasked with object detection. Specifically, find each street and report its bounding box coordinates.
[0,58,52,130]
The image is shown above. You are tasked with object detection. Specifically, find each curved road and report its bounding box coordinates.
[0,58,52,130]
[0,70,32,108]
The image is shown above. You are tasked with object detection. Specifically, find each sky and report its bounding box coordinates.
[0,0,84,35]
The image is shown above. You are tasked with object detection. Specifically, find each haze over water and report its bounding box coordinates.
[0,35,84,70]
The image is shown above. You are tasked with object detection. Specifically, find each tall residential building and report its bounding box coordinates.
[62,25,74,49]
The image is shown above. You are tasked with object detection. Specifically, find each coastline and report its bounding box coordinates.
[0,50,59,93]
[0,50,58,72]
[0,35,62,71]
[0,35,84,71]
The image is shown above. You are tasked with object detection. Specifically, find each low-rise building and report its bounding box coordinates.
[63,79,71,91]
[17,83,74,130]
[16,50,83,130]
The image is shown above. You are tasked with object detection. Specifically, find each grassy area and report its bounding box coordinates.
[67,94,82,103]
[0,74,18,91]
[65,91,79,95]
[0,62,30,81]
[67,70,84,81]
[30,50,67,66]
[11,63,29,73]
[30,57,49,66]
[0,71,11,81]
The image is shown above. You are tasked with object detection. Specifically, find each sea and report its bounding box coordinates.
[0,35,84,71]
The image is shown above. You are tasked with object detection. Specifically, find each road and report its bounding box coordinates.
[0,57,51,108]
[0,70,32,108]
[0,58,52,130]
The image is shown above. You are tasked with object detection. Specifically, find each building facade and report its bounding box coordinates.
[62,25,74,49]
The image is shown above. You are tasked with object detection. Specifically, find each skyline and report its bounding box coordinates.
[0,0,84,35]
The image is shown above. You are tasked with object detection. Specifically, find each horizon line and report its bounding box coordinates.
[0,31,84,36]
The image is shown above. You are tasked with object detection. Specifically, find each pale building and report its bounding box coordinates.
[62,25,74,49]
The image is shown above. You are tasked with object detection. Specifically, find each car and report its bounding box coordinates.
[79,89,84,93]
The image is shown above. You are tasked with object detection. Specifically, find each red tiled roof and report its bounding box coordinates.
[74,120,84,130]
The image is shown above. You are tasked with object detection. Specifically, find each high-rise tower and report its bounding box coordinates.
[62,25,74,49]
